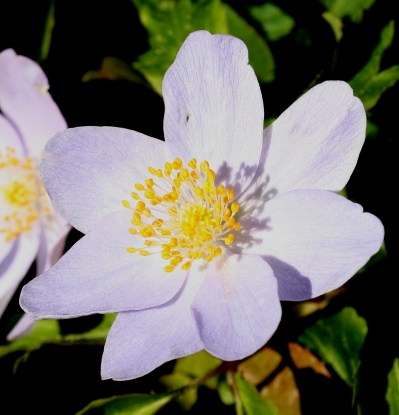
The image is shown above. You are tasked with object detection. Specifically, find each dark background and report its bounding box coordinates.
[0,0,397,413]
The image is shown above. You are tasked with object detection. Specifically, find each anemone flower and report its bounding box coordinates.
[0,49,70,336]
[21,31,383,380]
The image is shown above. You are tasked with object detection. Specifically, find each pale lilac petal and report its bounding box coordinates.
[36,209,71,275]
[0,114,24,156]
[237,81,366,213]
[0,224,40,317]
[41,126,167,234]
[20,211,187,319]
[234,189,384,300]
[163,31,263,195]
[191,250,281,360]
[7,313,35,341]
[102,265,205,380]
[0,49,66,159]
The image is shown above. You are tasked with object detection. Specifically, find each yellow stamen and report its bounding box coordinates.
[123,159,241,272]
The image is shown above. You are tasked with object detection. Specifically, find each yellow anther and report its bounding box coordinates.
[200,161,209,173]
[122,200,131,208]
[195,187,204,198]
[145,179,154,188]
[181,261,192,270]
[205,253,213,262]
[126,247,138,253]
[142,208,151,218]
[124,158,242,272]
[231,202,239,214]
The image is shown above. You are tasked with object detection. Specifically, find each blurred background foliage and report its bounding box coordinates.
[0,0,398,414]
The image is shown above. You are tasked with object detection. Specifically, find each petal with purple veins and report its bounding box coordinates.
[234,189,384,300]
[41,126,167,234]
[238,81,366,214]
[163,31,264,196]
[20,211,187,319]
[102,264,205,380]
[191,250,281,360]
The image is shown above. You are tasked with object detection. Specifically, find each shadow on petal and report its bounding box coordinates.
[262,255,312,301]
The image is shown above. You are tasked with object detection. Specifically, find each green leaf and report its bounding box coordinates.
[318,0,375,23]
[132,0,229,95]
[159,372,198,411]
[386,358,399,415]
[349,21,399,111]
[0,320,61,358]
[175,350,221,388]
[322,11,343,42]
[236,374,279,415]
[217,374,235,405]
[298,307,368,388]
[366,119,379,138]
[0,314,116,359]
[75,393,175,415]
[225,4,275,83]
[63,313,116,343]
[249,3,295,41]
[39,0,55,61]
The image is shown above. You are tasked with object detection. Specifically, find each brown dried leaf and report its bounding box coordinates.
[238,347,282,385]
[260,366,301,415]
[288,342,331,378]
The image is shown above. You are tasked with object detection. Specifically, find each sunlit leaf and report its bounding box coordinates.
[159,372,197,411]
[75,393,175,415]
[174,349,221,388]
[225,4,275,83]
[63,313,116,343]
[39,0,55,61]
[249,3,295,41]
[82,57,148,86]
[318,0,375,23]
[298,307,368,387]
[0,314,116,359]
[322,11,343,42]
[217,374,235,405]
[0,320,60,358]
[260,367,301,415]
[236,374,278,415]
[350,21,399,111]
[288,342,331,378]
[386,358,399,415]
[238,347,282,385]
[132,0,229,95]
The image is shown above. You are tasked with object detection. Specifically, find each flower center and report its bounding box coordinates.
[122,158,240,273]
[0,147,39,242]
